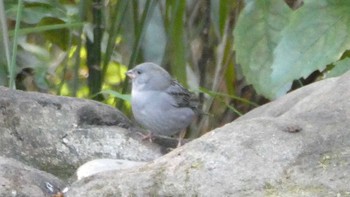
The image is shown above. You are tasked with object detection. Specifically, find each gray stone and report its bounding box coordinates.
[66,72,350,196]
[0,87,162,179]
[0,156,65,197]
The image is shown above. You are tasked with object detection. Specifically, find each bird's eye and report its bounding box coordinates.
[136,70,142,74]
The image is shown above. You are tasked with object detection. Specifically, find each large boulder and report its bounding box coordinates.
[0,87,162,179]
[0,156,64,197]
[66,72,350,196]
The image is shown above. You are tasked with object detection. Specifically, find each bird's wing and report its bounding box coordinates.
[165,80,199,110]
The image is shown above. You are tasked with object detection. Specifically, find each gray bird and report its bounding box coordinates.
[126,62,198,142]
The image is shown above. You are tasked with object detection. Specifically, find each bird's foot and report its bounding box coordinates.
[176,130,186,148]
[137,132,154,142]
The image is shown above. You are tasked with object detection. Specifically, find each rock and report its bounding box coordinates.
[76,159,147,180]
[66,72,350,196]
[0,156,65,197]
[0,87,163,179]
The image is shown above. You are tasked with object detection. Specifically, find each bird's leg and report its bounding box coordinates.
[177,130,186,148]
[137,131,154,142]
[142,132,154,142]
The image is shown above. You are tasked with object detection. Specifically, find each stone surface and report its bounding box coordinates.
[66,72,350,196]
[76,159,147,180]
[0,156,65,197]
[0,87,162,179]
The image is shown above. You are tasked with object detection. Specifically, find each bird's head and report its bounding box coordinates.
[126,62,172,91]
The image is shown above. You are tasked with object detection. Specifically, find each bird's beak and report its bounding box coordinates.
[126,70,136,79]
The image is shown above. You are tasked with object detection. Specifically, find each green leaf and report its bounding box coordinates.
[8,23,83,36]
[38,18,70,50]
[23,0,59,4]
[199,87,258,107]
[234,0,292,99]
[9,0,25,89]
[100,90,131,102]
[0,0,10,86]
[199,87,248,116]
[168,0,186,85]
[325,57,350,78]
[6,3,67,24]
[271,0,350,98]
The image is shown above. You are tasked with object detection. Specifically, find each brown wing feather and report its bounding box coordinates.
[165,80,199,111]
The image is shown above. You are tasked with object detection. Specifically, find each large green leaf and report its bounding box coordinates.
[325,57,350,78]
[271,0,350,98]
[234,0,292,99]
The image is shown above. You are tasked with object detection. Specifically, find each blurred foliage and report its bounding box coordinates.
[1,0,349,136]
[234,0,350,99]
